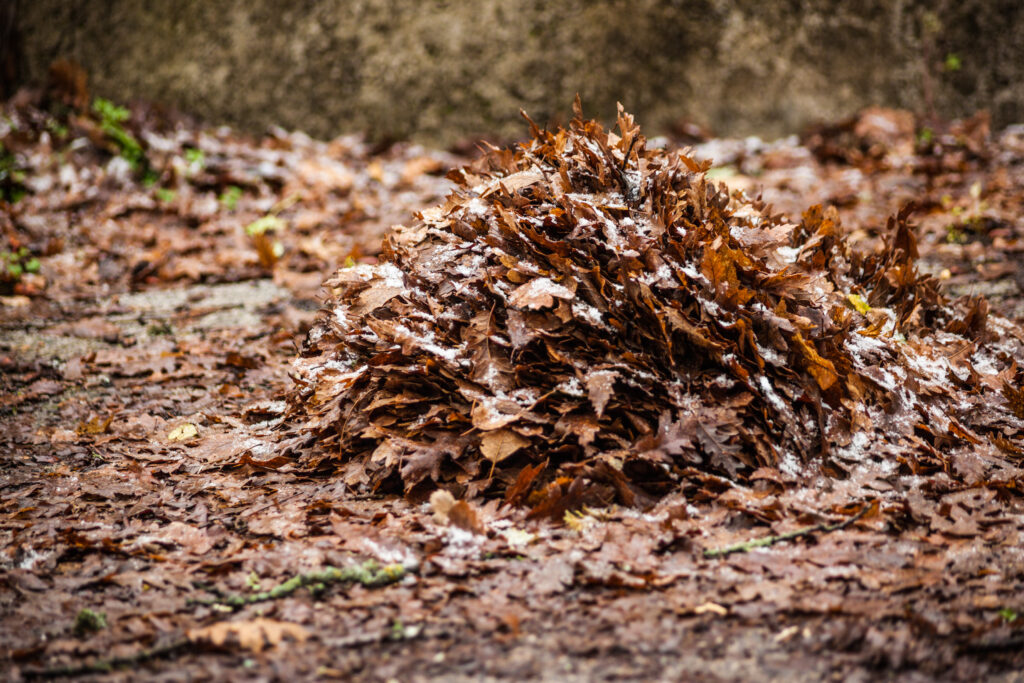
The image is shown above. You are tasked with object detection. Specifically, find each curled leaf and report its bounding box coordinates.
[168,423,199,442]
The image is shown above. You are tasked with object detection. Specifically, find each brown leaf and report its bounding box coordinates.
[188,618,309,654]
[1002,381,1024,420]
[556,414,601,447]
[480,429,530,464]
[508,277,575,310]
[430,488,456,524]
[585,370,617,417]
[448,500,486,535]
[792,332,838,390]
[355,281,405,313]
[162,521,215,555]
[470,399,521,431]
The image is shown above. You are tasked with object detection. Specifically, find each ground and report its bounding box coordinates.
[2,101,1024,681]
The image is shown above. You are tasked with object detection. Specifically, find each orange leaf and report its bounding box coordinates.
[792,332,838,390]
[188,618,309,654]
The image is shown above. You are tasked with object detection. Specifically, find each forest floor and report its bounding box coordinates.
[2,97,1024,681]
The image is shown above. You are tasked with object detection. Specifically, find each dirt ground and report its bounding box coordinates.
[2,99,1024,681]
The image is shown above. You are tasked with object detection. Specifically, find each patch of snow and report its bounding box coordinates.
[776,246,801,264]
[572,301,605,327]
[558,376,585,398]
[18,547,48,571]
[465,197,490,217]
[758,375,788,414]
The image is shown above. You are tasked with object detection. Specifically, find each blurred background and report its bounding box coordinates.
[3,0,1023,145]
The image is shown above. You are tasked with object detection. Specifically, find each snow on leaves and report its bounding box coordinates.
[282,102,1024,508]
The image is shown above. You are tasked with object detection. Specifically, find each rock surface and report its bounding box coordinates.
[9,1,1024,144]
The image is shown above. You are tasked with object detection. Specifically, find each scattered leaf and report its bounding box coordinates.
[187,618,309,653]
[168,423,199,441]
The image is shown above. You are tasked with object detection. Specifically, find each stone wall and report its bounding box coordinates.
[10,1,1024,145]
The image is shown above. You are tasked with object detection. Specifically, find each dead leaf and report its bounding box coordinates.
[792,332,838,390]
[585,370,617,417]
[168,423,199,442]
[508,277,575,310]
[470,399,521,431]
[430,489,456,525]
[480,429,530,464]
[188,618,309,653]
[448,500,485,535]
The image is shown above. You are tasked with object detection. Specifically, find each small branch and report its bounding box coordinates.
[188,560,406,609]
[23,637,188,679]
[25,562,407,677]
[703,503,872,559]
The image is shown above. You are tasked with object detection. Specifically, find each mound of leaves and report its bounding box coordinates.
[281,101,1024,509]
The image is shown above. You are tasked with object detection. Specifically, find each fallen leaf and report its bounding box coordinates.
[585,370,617,418]
[470,399,521,431]
[508,277,575,310]
[168,423,199,441]
[448,500,485,535]
[479,429,530,464]
[430,489,456,525]
[188,618,309,653]
[792,332,838,390]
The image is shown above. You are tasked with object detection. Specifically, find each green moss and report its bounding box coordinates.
[73,608,108,636]
[191,560,406,609]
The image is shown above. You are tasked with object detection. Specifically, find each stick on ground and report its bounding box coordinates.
[703,502,873,559]
[189,560,406,609]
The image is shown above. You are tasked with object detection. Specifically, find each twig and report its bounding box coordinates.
[24,562,407,677]
[23,637,188,679]
[703,503,872,559]
[188,560,406,609]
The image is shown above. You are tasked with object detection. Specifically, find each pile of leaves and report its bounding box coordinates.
[281,100,1024,508]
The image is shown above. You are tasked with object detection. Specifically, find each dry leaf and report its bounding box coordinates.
[470,400,521,431]
[448,500,486,535]
[480,429,530,464]
[188,618,309,653]
[792,332,838,390]
[508,277,575,310]
[168,423,199,441]
[585,370,617,418]
[430,488,456,525]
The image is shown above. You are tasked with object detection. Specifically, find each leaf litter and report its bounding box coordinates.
[3,79,1024,679]
[282,98,1024,516]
